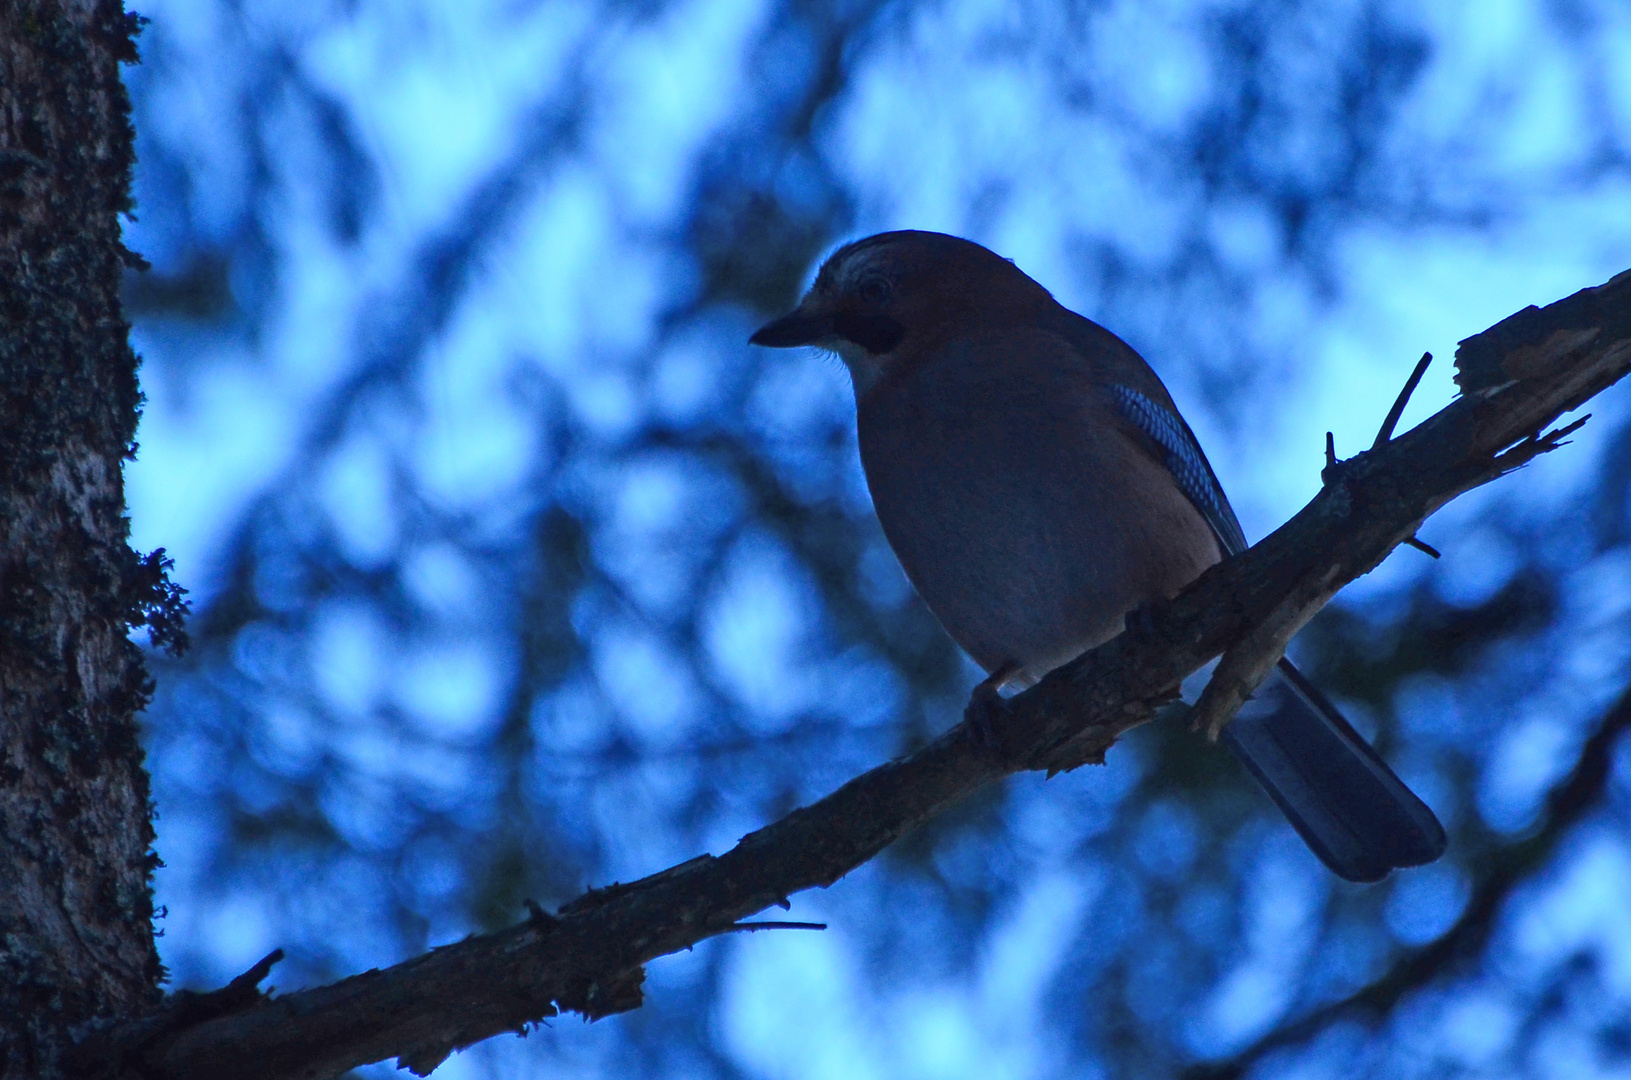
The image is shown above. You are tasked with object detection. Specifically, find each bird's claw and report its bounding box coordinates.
[964,661,1020,757]
[1123,599,1160,638]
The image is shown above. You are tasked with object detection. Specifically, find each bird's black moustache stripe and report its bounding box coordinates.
[832,311,904,354]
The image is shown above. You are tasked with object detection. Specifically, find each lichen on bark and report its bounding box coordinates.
[0,1,181,1075]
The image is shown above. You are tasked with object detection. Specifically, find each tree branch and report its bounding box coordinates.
[95,269,1631,1079]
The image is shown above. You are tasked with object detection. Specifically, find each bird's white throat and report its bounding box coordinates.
[832,337,888,396]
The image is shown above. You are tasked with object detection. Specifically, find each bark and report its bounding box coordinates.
[0,2,172,1076]
[80,269,1627,1080]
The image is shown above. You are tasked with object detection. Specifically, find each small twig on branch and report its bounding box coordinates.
[94,268,1631,1080]
[1401,536,1441,558]
[1374,352,1434,447]
[215,949,285,1002]
[718,921,828,933]
[1491,414,1592,472]
[1382,352,1442,558]
[74,950,286,1076]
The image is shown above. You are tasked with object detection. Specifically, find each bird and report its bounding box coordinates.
[749,229,1446,882]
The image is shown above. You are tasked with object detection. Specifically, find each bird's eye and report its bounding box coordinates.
[856,276,892,305]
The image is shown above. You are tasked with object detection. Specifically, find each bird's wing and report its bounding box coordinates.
[1105,385,1249,557]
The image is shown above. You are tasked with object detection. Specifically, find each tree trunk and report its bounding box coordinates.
[0,1,164,1075]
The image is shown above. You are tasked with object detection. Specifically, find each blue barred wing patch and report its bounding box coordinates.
[1108,385,1248,557]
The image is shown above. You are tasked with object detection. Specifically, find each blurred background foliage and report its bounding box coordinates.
[120,0,1631,1076]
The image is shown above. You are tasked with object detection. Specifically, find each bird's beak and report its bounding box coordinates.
[749,308,833,348]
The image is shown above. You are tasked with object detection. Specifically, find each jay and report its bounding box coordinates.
[750,229,1446,882]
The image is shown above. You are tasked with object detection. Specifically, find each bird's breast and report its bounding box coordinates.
[855,331,1218,682]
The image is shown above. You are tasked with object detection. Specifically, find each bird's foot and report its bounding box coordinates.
[964,661,1021,756]
[1123,599,1161,639]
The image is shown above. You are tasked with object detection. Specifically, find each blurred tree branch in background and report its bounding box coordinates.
[1190,675,1631,1080]
[95,268,1630,1080]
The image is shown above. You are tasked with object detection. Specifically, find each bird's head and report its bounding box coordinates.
[749,230,1053,394]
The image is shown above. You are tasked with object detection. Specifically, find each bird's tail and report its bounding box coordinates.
[1220,657,1446,882]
